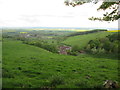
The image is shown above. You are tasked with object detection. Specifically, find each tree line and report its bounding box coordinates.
[23,40,58,53]
[85,33,120,54]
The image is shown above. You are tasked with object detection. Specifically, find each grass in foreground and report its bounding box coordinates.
[2,39,118,88]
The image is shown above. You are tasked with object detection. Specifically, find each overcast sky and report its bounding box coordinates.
[0,0,118,28]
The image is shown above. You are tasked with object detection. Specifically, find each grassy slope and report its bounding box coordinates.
[3,39,118,88]
[62,31,112,49]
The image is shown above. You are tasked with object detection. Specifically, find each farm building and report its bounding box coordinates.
[58,45,71,55]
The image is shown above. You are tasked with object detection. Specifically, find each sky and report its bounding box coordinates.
[0,0,118,28]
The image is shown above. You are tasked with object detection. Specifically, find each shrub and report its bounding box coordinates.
[97,48,105,54]
[68,51,78,56]
[91,47,97,54]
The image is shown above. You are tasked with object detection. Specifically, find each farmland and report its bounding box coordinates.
[2,29,119,88]
[62,31,113,50]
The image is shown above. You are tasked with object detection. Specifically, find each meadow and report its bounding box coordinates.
[62,31,113,50]
[2,29,119,88]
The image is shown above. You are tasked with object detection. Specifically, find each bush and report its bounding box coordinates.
[103,41,111,52]
[68,51,78,56]
[97,48,105,54]
[85,44,91,52]
[91,47,97,54]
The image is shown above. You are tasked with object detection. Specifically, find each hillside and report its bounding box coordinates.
[2,39,118,88]
[62,31,113,50]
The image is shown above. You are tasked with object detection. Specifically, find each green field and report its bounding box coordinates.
[3,38,118,88]
[62,31,113,49]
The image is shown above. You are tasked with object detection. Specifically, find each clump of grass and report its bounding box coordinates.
[50,75,64,86]
[2,69,14,78]
[17,67,22,70]
[75,79,89,88]
[74,79,101,88]
[99,65,108,69]
[56,69,61,72]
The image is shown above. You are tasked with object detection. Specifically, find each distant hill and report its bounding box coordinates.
[67,29,108,37]
[62,31,113,50]
[1,27,118,31]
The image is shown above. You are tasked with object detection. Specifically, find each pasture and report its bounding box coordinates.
[62,31,113,50]
[2,38,118,88]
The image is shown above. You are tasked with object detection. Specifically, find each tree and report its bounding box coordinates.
[64,0,120,21]
[89,2,119,21]
[103,40,111,52]
[112,43,118,53]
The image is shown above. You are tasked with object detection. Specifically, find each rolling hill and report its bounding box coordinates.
[2,38,118,88]
[62,31,113,50]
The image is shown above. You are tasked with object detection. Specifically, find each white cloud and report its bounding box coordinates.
[0,0,118,28]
